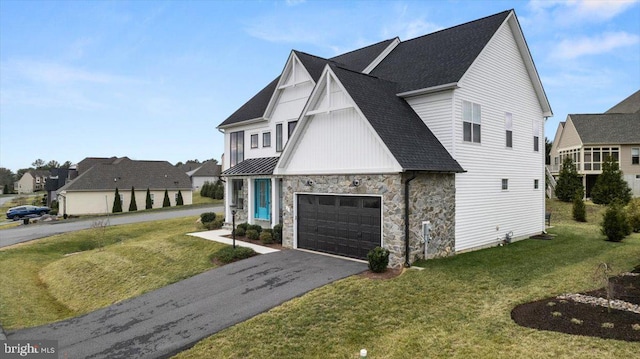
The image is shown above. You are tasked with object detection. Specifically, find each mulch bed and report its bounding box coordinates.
[512,271,640,342]
[221,234,285,250]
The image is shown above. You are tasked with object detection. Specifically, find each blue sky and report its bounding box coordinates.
[1,0,639,173]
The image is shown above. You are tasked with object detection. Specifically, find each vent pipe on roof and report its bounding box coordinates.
[404,171,417,267]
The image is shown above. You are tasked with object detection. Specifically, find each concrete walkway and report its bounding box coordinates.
[7,250,366,359]
[187,229,280,254]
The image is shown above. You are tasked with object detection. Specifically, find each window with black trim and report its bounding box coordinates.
[632,147,639,165]
[276,124,283,152]
[263,132,271,147]
[502,179,508,190]
[288,121,298,137]
[463,101,481,143]
[505,112,513,148]
[250,134,258,149]
[534,136,539,152]
[534,179,539,189]
[229,131,244,167]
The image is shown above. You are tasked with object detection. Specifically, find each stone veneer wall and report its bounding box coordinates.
[406,173,456,262]
[282,173,456,267]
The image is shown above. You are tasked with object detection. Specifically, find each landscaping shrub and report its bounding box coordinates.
[591,156,632,205]
[163,189,171,207]
[259,231,274,244]
[555,158,583,202]
[246,229,259,241]
[572,192,586,222]
[176,190,184,206]
[273,224,283,243]
[627,198,640,232]
[237,222,249,231]
[128,186,137,212]
[201,212,216,224]
[210,246,257,264]
[601,203,631,242]
[112,188,123,213]
[367,246,389,273]
[205,218,224,230]
[247,224,262,233]
[234,227,246,237]
[145,188,152,209]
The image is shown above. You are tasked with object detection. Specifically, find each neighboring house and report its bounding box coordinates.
[15,170,50,194]
[57,157,192,215]
[45,167,78,206]
[182,160,222,190]
[549,90,640,198]
[218,10,551,267]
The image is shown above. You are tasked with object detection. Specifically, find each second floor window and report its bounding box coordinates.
[250,134,258,149]
[263,132,271,147]
[463,101,481,143]
[632,148,639,165]
[288,121,298,137]
[230,131,244,167]
[276,124,283,152]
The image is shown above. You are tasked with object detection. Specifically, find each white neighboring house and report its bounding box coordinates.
[218,10,552,267]
[57,157,192,215]
[183,160,222,190]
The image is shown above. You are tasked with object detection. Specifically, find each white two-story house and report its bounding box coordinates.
[218,10,552,267]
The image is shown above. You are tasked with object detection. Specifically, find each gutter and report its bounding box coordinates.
[404,171,418,267]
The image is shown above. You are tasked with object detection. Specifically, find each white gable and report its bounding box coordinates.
[275,68,401,175]
[264,52,314,120]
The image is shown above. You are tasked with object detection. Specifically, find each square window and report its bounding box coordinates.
[250,134,258,149]
[502,179,508,190]
[263,132,271,147]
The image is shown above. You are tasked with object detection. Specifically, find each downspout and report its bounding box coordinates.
[404,171,417,268]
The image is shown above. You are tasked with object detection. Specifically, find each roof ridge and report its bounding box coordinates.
[328,38,396,60]
[398,9,511,43]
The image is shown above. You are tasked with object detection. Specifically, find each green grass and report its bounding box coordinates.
[0,217,226,330]
[173,199,640,359]
[192,192,223,206]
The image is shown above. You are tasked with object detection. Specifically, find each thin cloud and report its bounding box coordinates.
[527,0,639,25]
[551,31,640,59]
[1,59,137,85]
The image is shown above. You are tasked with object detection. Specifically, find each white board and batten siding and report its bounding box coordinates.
[278,73,401,175]
[450,19,546,252]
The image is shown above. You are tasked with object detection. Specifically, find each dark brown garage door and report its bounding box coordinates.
[297,194,381,259]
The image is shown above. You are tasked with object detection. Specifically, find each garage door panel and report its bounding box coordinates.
[297,194,381,260]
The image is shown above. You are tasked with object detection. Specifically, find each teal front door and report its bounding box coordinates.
[254,179,271,220]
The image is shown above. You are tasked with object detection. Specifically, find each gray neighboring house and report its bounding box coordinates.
[182,160,222,190]
[45,168,78,206]
[57,157,192,215]
[549,90,640,197]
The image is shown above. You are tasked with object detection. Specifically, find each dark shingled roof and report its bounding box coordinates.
[370,10,510,93]
[222,157,280,176]
[331,65,463,172]
[218,39,397,128]
[59,158,191,192]
[218,77,280,127]
[329,38,396,72]
[605,90,640,114]
[190,160,221,177]
[569,113,640,144]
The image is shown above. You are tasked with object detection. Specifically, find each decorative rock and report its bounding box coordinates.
[557,293,640,314]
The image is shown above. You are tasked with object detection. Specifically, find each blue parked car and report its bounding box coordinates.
[6,205,51,220]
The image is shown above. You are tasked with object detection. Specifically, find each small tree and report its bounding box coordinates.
[601,203,631,242]
[591,156,632,205]
[163,189,171,207]
[3,184,9,194]
[112,188,123,213]
[555,158,584,202]
[572,191,586,222]
[128,186,137,212]
[214,180,224,199]
[627,198,640,232]
[145,188,153,209]
[176,190,184,206]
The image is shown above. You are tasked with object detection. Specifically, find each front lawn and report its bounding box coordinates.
[174,199,640,358]
[0,217,225,330]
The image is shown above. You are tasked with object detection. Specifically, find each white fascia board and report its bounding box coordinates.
[217,117,268,131]
[396,82,459,98]
[362,37,401,74]
[276,168,401,176]
[263,51,315,119]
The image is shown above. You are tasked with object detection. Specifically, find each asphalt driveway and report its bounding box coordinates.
[7,250,366,359]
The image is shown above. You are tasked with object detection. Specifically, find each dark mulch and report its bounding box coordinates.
[222,234,285,250]
[512,273,640,342]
